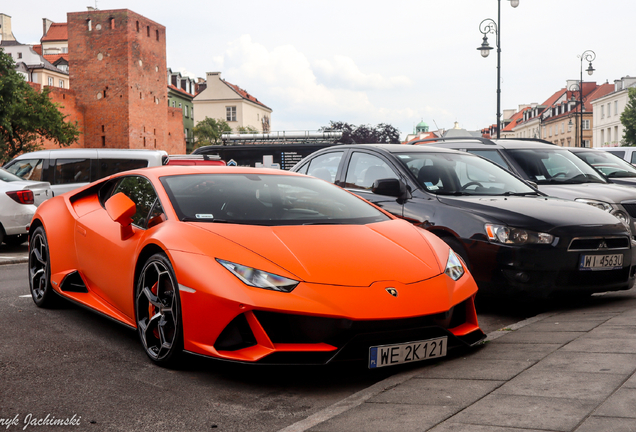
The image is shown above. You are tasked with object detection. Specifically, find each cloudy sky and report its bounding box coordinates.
[5,0,635,138]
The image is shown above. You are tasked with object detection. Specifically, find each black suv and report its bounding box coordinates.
[417,137,636,235]
[292,144,636,298]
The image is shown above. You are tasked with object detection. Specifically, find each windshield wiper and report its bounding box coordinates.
[502,191,540,196]
[181,217,231,223]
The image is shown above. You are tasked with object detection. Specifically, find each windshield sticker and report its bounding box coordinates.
[536,175,546,180]
[195,214,214,219]
[425,182,439,190]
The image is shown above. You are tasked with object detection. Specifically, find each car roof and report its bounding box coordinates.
[409,137,563,150]
[11,148,168,158]
[312,143,473,156]
[120,165,307,180]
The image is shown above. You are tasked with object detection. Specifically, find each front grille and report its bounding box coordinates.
[568,236,630,251]
[621,203,636,218]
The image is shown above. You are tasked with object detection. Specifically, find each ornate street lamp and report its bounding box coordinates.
[568,83,580,146]
[576,50,595,147]
[476,0,519,139]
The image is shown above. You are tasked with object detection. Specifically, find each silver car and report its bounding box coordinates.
[0,168,52,246]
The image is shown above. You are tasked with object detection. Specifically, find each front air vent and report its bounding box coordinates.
[568,236,630,251]
[59,271,88,293]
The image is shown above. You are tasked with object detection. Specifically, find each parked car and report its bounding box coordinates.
[3,148,168,196]
[167,154,225,166]
[292,144,636,298]
[29,165,485,368]
[569,147,636,187]
[415,137,636,237]
[0,168,52,246]
[597,146,636,165]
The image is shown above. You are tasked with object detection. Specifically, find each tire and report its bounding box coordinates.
[29,226,58,307]
[4,234,28,247]
[135,253,184,367]
[442,236,472,272]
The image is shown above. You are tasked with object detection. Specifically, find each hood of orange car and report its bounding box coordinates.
[188,219,443,286]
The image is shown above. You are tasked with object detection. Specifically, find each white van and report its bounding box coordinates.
[597,146,636,165]
[3,148,168,196]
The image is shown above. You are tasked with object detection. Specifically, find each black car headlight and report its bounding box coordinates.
[485,224,555,245]
[444,249,465,281]
[217,259,299,292]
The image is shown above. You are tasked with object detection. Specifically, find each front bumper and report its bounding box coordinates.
[465,234,636,297]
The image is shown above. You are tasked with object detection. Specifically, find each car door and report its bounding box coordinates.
[339,151,405,218]
[75,175,165,319]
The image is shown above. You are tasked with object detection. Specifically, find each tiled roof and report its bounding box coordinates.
[168,84,194,99]
[502,107,530,132]
[222,79,271,110]
[585,83,613,109]
[41,23,68,42]
[44,54,69,64]
[32,44,43,55]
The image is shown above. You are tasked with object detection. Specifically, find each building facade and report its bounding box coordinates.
[193,72,272,133]
[167,68,196,153]
[592,76,636,147]
[1,13,69,88]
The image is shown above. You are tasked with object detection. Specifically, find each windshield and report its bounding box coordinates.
[395,152,538,196]
[0,168,25,183]
[574,150,636,178]
[506,149,607,185]
[161,173,391,226]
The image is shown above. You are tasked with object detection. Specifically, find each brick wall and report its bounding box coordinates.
[67,9,184,153]
[27,82,85,150]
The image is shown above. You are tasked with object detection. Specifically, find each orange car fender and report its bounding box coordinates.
[30,196,81,290]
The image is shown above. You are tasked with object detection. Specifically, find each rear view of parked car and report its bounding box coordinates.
[3,148,168,196]
[292,144,636,298]
[0,168,52,246]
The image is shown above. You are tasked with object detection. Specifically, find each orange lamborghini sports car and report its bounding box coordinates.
[28,166,485,368]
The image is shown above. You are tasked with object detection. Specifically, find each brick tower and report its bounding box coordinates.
[67,9,170,150]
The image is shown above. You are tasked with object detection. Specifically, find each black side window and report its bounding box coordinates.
[98,159,149,180]
[467,150,510,169]
[306,151,343,183]
[111,176,162,228]
[55,159,91,184]
[345,152,398,190]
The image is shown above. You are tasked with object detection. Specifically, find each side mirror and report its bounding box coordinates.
[105,192,136,240]
[372,178,407,198]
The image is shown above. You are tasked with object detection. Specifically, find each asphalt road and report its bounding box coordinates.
[1,260,539,432]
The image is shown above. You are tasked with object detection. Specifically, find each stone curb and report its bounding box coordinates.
[0,257,28,266]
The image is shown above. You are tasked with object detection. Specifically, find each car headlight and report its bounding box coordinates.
[444,249,465,281]
[485,224,555,245]
[575,198,613,213]
[612,210,629,225]
[216,259,299,292]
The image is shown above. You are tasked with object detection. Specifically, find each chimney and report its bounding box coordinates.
[0,13,17,42]
[42,18,53,38]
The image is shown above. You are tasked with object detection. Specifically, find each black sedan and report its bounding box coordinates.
[292,144,636,298]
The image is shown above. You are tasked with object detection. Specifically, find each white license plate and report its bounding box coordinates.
[369,336,447,369]
[579,254,623,271]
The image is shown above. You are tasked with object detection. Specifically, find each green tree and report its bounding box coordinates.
[320,121,401,144]
[621,87,636,146]
[193,117,232,147]
[236,125,259,134]
[0,51,80,164]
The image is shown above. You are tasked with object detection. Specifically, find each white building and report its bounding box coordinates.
[193,72,272,132]
[592,76,636,147]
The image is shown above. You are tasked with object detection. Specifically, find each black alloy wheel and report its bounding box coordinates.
[135,253,184,366]
[29,226,57,307]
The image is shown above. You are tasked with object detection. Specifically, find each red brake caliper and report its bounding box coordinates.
[149,281,160,339]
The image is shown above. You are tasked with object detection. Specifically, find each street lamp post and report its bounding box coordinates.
[568,83,580,147]
[576,50,595,147]
[477,0,519,139]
